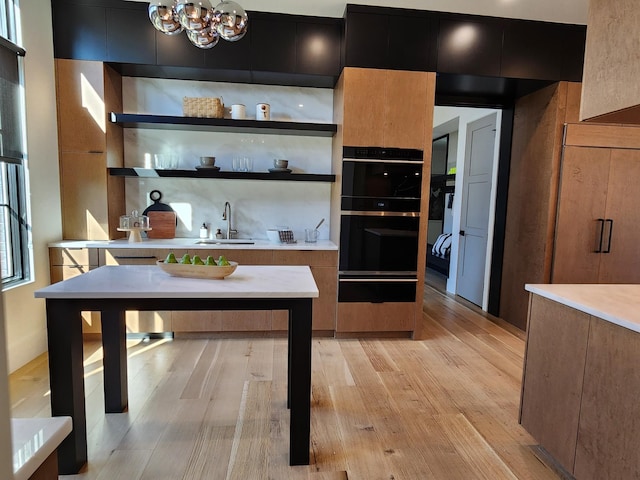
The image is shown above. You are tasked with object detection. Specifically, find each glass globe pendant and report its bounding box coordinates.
[148,1,183,35]
[187,28,220,49]
[213,1,248,42]
[175,0,214,32]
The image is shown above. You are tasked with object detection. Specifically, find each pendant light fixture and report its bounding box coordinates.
[148,1,248,49]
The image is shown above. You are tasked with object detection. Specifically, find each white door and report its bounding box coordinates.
[456,114,497,306]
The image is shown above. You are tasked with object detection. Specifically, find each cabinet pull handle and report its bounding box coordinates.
[113,255,158,260]
[603,219,614,253]
[595,218,605,253]
[67,265,84,269]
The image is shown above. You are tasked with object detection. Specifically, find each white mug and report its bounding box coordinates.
[231,104,246,119]
[256,103,270,121]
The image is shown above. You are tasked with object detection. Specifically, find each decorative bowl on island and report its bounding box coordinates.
[156,260,238,279]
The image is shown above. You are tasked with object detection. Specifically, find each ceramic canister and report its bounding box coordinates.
[256,103,270,121]
[231,104,246,119]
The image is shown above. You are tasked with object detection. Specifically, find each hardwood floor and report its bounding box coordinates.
[9,286,557,479]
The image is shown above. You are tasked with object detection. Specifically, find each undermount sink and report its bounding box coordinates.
[195,239,255,245]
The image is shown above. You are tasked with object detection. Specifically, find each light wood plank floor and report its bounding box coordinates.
[9,286,558,479]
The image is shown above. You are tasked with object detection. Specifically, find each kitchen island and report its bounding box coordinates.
[35,265,318,474]
[520,284,640,479]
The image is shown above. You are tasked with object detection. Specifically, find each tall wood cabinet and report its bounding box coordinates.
[332,67,436,336]
[552,123,640,284]
[499,82,582,330]
[55,59,125,240]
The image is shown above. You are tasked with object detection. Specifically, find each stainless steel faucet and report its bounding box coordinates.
[222,201,232,239]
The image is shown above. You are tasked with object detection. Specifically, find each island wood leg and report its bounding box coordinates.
[288,298,313,466]
[46,299,87,474]
[100,307,128,413]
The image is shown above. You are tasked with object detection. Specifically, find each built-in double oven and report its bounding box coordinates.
[339,146,423,303]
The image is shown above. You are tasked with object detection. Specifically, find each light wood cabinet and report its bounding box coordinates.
[552,124,640,284]
[521,292,640,478]
[51,247,338,335]
[340,67,430,149]
[55,59,125,240]
[519,295,590,470]
[574,318,640,479]
[271,250,338,332]
[49,247,100,333]
[336,302,415,334]
[499,82,582,330]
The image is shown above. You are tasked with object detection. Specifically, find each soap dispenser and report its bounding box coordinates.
[199,222,209,239]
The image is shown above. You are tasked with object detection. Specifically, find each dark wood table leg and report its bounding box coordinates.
[46,299,87,474]
[100,307,128,413]
[288,298,313,466]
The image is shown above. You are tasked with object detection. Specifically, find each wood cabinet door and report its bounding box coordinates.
[383,70,429,150]
[341,67,386,147]
[552,146,610,283]
[520,295,590,473]
[598,149,640,283]
[574,317,640,479]
[55,59,107,153]
[60,152,111,240]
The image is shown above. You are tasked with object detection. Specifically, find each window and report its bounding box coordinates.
[0,0,31,288]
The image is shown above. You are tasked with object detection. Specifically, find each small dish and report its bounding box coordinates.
[268,168,292,173]
[195,165,221,171]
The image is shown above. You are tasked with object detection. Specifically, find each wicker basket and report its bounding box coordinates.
[183,97,225,118]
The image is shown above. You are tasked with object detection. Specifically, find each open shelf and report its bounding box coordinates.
[109,113,337,137]
[108,168,336,183]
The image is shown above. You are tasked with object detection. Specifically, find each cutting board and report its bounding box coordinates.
[147,211,177,239]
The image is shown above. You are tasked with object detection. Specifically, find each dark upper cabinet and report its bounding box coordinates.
[203,29,251,71]
[156,31,205,68]
[250,14,296,73]
[387,14,436,72]
[436,18,503,77]
[559,25,586,81]
[52,1,107,60]
[344,11,389,69]
[502,21,585,81]
[106,6,156,64]
[296,20,341,76]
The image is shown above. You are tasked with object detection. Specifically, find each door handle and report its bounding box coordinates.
[595,218,605,253]
[603,219,614,253]
[459,230,465,236]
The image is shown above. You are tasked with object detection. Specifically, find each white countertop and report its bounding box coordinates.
[12,417,72,480]
[48,238,338,251]
[525,284,640,334]
[35,265,319,299]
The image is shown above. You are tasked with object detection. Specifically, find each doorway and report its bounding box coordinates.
[427,107,502,310]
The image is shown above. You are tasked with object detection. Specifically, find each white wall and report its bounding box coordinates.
[0,294,13,479]
[4,0,62,373]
